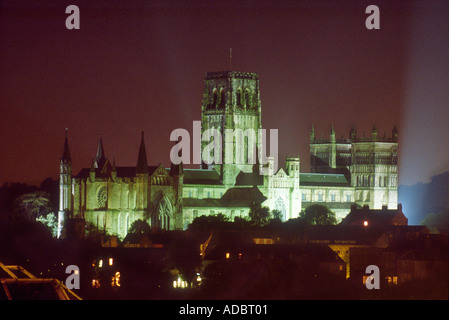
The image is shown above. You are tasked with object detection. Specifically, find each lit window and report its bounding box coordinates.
[92,279,101,288]
[238,253,242,259]
[225,252,230,259]
[109,258,113,266]
[111,272,121,287]
[98,260,103,268]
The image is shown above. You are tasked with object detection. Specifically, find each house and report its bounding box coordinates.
[340,204,408,227]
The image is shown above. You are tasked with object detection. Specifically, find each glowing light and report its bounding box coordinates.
[173,275,189,289]
[92,279,101,288]
[363,220,368,227]
[225,252,230,259]
[99,260,103,268]
[109,258,113,266]
[111,271,121,287]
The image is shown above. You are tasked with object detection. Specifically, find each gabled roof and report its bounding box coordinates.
[235,171,263,186]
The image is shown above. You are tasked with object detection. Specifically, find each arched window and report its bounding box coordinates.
[317,191,323,202]
[152,195,172,230]
[346,193,351,202]
[211,89,218,108]
[219,89,226,109]
[330,192,336,202]
[236,89,242,108]
[97,186,107,208]
[245,90,251,108]
[274,197,287,221]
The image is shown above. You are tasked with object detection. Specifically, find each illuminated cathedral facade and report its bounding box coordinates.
[57,71,398,239]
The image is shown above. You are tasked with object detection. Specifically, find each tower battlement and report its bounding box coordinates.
[205,71,258,80]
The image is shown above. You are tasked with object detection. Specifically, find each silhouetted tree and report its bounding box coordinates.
[188,213,230,234]
[249,202,271,227]
[128,219,151,234]
[301,204,336,225]
[421,208,449,234]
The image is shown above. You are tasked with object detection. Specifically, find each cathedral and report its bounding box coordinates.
[57,71,398,239]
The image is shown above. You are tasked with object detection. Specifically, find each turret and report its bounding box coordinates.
[392,125,398,142]
[330,124,336,143]
[371,125,378,140]
[350,125,357,141]
[285,157,300,178]
[310,124,315,143]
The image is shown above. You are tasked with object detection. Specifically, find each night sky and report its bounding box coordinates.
[1,0,448,190]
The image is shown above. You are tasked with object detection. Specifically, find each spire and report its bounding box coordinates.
[61,129,72,164]
[95,135,106,169]
[136,131,149,174]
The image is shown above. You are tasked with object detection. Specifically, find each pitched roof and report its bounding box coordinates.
[299,173,351,187]
[183,186,267,208]
[340,204,408,226]
[183,169,222,185]
[75,165,161,179]
[306,225,385,245]
[235,171,264,186]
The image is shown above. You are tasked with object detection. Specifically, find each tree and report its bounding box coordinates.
[188,213,230,234]
[421,208,449,234]
[36,213,58,237]
[249,202,271,227]
[12,191,53,221]
[128,219,151,234]
[301,204,337,225]
[271,209,283,221]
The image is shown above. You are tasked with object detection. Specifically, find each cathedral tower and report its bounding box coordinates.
[351,125,398,209]
[58,130,72,238]
[201,71,262,185]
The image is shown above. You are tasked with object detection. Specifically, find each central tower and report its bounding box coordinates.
[201,71,262,185]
